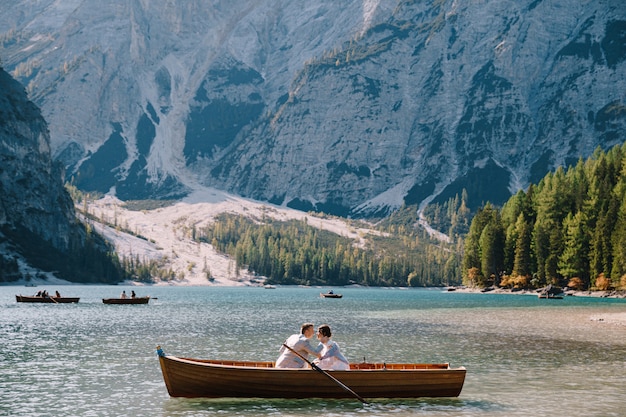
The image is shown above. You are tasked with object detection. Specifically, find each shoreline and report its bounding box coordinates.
[5,277,626,298]
[450,286,626,326]
[449,286,626,299]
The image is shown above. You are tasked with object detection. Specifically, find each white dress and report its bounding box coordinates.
[316,340,350,370]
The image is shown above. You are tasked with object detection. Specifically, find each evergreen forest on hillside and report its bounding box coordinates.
[195,212,462,287]
[463,144,626,291]
[63,143,626,291]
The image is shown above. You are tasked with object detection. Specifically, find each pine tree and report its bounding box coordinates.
[558,211,589,286]
[611,194,626,280]
[512,213,533,277]
[479,216,504,286]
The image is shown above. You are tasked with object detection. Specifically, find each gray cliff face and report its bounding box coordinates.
[0,68,122,284]
[1,0,625,217]
[0,68,81,251]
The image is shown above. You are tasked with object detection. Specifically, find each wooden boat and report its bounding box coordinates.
[538,293,563,299]
[16,295,80,303]
[102,296,150,304]
[156,347,466,399]
[538,285,564,299]
[320,292,343,298]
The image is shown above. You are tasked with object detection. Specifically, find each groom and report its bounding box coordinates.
[275,322,322,368]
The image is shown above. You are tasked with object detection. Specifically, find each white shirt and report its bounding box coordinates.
[275,334,322,368]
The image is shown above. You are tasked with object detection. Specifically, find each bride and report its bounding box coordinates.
[314,324,350,370]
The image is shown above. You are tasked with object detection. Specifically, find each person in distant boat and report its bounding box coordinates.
[328,290,334,294]
[131,290,136,298]
[55,290,61,298]
[275,323,322,368]
[314,324,350,370]
[36,291,42,297]
[120,290,128,299]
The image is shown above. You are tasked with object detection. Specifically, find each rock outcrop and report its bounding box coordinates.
[0,67,121,283]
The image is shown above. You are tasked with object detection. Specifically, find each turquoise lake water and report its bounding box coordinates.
[1,285,625,416]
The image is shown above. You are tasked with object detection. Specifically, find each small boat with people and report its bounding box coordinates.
[102,296,150,304]
[103,290,150,304]
[156,346,466,399]
[16,294,80,303]
[320,290,342,298]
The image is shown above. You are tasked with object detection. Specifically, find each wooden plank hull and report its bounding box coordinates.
[16,295,80,303]
[158,355,466,399]
[102,297,150,304]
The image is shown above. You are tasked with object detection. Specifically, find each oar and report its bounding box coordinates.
[281,343,368,404]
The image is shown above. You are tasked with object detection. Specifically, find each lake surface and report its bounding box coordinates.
[1,286,625,417]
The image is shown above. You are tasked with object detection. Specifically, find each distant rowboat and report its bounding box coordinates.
[538,293,563,299]
[102,296,150,304]
[16,295,80,303]
[156,347,466,399]
[320,292,342,298]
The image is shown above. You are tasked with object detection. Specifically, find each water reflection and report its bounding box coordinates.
[162,397,489,417]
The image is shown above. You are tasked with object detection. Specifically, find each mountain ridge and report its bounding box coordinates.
[1,0,624,217]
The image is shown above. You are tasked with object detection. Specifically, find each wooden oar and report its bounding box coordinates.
[281,343,368,404]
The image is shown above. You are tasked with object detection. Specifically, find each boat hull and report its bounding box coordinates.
[320,293,343,298]
[102,297,150,304]
[158,355,466,399]
[16,295,79,303]
[538,294,563,299]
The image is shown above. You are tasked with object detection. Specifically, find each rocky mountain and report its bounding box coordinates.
[0,66,121,283]
[0,67,76,254]
[0,0,625,218]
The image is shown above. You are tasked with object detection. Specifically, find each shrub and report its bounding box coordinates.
[593,273,612,291]
[499,274,513,288]
[619,274,626,290]
[567,277,585,290]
